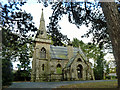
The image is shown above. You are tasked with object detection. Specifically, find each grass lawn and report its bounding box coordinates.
[58,81,118,88]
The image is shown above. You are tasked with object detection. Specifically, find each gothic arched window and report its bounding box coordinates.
[56,64,62,74]
[40,47,46,58]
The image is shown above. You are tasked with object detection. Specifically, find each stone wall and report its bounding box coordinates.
[49,59,68,74]
[50,74,62,81]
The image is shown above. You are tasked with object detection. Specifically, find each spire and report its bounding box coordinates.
[40,8,44,22]
[36,8,47,39]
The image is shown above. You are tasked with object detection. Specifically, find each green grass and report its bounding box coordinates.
[58,81,118,88]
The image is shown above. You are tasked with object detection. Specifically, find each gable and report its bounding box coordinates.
[65,53,85,68]
[65,54,77,68]
[73,47,87,61]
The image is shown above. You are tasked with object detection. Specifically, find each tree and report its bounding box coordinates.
[94,51,106,80]
[1,2,37,85]
[2,58,13,86]
[18,43,30,71]
[72,38,107,80]
[47,31,69,46]
[39,1,120,87]
[2,28,15,85]
[1,2,37,47]
[100,2,120,88]
[16,43,32,81]
[72,38,104,60]
[2,27,20,85]
[46,2,111,48]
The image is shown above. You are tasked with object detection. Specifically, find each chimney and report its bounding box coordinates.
[67,41,73,59]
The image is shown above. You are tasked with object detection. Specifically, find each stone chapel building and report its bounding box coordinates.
[31,9,95,82]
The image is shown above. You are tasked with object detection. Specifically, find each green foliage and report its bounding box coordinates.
[14,39,34,81]
[2,28,16,86]
[94,51,107,80]
[13,70,31,81]
[1,2,37,85]
[72,38,80,48]
[72,38,108,80]
[47,27,69,46]
[40,0,120,87]
[44,2,112,49]
[104,61,110,75]
[72,38,102,60]
[16,43,32,80]
[109,68,116,73]
[2,59,13,86]
[18,43,31,70]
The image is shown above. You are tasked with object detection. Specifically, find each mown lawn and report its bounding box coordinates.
[58,81,118,88]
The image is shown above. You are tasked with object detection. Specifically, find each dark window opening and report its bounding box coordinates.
[77,64,83,79]
[77,58,82,62]
[40,31,43,35]
[40,47,46,58]
[42,64,44,71]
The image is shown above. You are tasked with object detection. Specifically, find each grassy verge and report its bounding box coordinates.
[58,81,118,88]
[12,81,31,82]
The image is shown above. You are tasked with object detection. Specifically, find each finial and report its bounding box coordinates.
[40,8,44,21]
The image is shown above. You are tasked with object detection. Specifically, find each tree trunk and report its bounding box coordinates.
[101,2,120,88]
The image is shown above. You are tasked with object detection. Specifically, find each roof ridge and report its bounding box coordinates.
[65,55,77,68]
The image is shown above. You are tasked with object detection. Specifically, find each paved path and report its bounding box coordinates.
[8,80,117,88]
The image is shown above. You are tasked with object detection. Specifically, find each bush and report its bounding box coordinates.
[2,59,13,86]
[105,76,111,79]
[13,70,31,81]
[105,76,117,79]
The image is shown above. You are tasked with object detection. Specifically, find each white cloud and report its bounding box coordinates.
[21,2,92,43]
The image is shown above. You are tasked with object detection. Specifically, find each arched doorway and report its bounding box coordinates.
[77,64,83,79]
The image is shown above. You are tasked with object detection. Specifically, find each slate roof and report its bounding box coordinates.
[50,45,68,60]
[65,55,77,68]
[50,45,87,61]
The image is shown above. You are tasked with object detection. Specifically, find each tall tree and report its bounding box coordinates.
[47,29,69,46]
[100,2,120,88]
[16,42,34,81]
[94,51,106,80]
[2,28,16,85]
[39,1,120,87]
[72,38,107,80]
[1,2,37,85]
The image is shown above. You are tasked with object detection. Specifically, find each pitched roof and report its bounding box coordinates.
[65,54,77,68]
[73,47,87,61]
[50,45,87,61]
[50,45,68,60]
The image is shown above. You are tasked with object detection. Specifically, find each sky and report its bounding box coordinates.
[12,1,93,70]
[1,0,115,70]
[21,2,93,43]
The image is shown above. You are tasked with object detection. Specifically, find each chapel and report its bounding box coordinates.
[31,9,95,82]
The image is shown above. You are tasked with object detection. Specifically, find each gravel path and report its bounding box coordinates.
[8,80,117,88]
